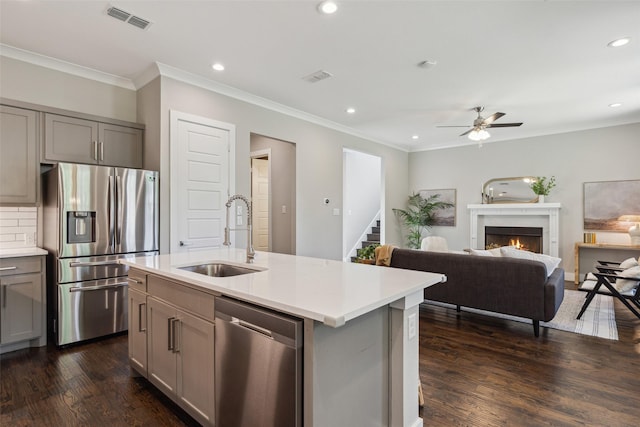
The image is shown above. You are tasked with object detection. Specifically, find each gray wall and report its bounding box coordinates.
[409,122,640,278]
[250,134,296,255]
[143,75,409,260]
[0,57,137,121]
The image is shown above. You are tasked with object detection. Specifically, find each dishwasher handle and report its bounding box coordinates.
[231,317,274,339]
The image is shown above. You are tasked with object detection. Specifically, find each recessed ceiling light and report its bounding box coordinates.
[346,107,356,114]
[317,1,338,15]
[412,135,419,140]
[212,63,225,71]
[608,103,622,108]
[607,37,630,48]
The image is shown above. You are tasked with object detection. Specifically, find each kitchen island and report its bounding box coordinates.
[122,248,445,427]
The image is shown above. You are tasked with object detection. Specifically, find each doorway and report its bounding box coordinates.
[250,134,296,255]
[343,149,383,261]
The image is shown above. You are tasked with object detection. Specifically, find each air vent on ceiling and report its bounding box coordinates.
[106,6,152,30]
[302,70,333,83]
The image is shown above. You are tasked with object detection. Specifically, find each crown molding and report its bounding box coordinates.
[151,62,408,152]
[0,44,136,90]
[0,44,407,152]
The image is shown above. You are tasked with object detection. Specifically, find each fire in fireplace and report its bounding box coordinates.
[485,226,543,253]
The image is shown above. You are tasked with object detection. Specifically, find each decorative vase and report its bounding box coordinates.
[538,195,545,203]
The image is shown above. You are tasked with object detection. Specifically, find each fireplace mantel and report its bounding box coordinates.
[468,203,561,257]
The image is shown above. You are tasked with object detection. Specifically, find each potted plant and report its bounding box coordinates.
[393,193,453,249]
[530,176,556,203]
[356,243,379,264]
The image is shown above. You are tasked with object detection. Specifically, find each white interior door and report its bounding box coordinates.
[251,157,270,251]
[171,112,234,253]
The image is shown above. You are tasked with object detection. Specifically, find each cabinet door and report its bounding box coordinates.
[147,297,177,395]
[44,113,98,164]
[128,288,148,376]
[0,106,38,205]
[176,311,215,425]
[99,123,143,168]
[0,272,43,344]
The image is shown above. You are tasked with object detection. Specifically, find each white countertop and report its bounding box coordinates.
[121,248,445,327]
[0,247,48,259]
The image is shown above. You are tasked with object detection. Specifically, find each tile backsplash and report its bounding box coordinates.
[0,207,38,249]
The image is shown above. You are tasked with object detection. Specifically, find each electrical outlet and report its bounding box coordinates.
[282,205,287,214]
[236,206,242,215]
[408,313,417,339]
[236,215,243,226]
[26,232,36,245]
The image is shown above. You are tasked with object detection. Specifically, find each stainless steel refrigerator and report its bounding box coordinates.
[43,163,159,346]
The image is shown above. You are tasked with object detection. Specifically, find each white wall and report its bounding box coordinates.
[409,122,640,277]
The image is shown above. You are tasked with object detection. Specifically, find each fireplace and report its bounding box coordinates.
[468,203,561,257]
[485,226,543,253]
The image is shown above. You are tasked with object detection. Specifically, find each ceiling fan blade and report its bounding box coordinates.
[482,112,505,125]
[486,122,523,128]
[459,128,474,136]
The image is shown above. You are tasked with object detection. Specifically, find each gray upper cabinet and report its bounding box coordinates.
[44,113,143,168]
[99,123,143,168]
[0,105,39,205]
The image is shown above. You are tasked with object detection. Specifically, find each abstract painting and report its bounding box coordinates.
[418,188,456,226]
[584,180,640,232]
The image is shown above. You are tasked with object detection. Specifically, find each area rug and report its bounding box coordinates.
[426,289,618,340]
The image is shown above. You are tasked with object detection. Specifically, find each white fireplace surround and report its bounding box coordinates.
[468,203,561,257]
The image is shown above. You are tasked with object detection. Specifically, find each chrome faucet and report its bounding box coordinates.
[223,194,255,263]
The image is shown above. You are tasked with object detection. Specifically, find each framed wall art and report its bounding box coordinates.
[583,179,640,232]
[418,188,456,226]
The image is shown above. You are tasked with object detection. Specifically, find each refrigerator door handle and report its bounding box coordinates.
[69,260,121,267]
[69,282,128,292]
[116,175,123,246]
[108,175,115,247]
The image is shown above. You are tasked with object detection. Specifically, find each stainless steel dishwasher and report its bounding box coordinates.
[214,297,303,427]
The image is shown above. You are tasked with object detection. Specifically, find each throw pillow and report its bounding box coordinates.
[619,257,639,269]
[469,247,503,257]
[499,246,562,277]
[615,265,640,293]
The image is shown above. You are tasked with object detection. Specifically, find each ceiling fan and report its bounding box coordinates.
[438,106,523,142]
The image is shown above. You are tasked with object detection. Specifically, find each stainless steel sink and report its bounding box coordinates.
[178,262,262,277]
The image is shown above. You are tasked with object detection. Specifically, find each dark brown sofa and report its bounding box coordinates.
[389,248,565,336]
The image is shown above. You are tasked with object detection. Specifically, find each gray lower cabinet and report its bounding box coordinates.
[0,256,46,353]
[128,270,215,426]
[0,105,39,205]
[44,113,143,168]
[128,287,148,375]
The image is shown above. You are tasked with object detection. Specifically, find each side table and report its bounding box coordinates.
[574,242,640,284]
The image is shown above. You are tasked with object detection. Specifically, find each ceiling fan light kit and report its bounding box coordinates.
[468,129,490,141]
[438,106,523,147]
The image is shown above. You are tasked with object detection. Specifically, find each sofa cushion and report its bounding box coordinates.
[499,247,561,277]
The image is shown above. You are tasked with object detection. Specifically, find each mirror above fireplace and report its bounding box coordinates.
[482,176,539,204]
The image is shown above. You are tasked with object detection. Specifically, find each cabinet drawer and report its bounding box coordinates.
[0,256,43,277]
[128,269,147,292]
[148,274,215,322]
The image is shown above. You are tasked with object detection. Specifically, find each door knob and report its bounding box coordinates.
[179,241,190,247]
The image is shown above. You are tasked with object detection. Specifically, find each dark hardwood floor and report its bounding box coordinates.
[2,283,639,426]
